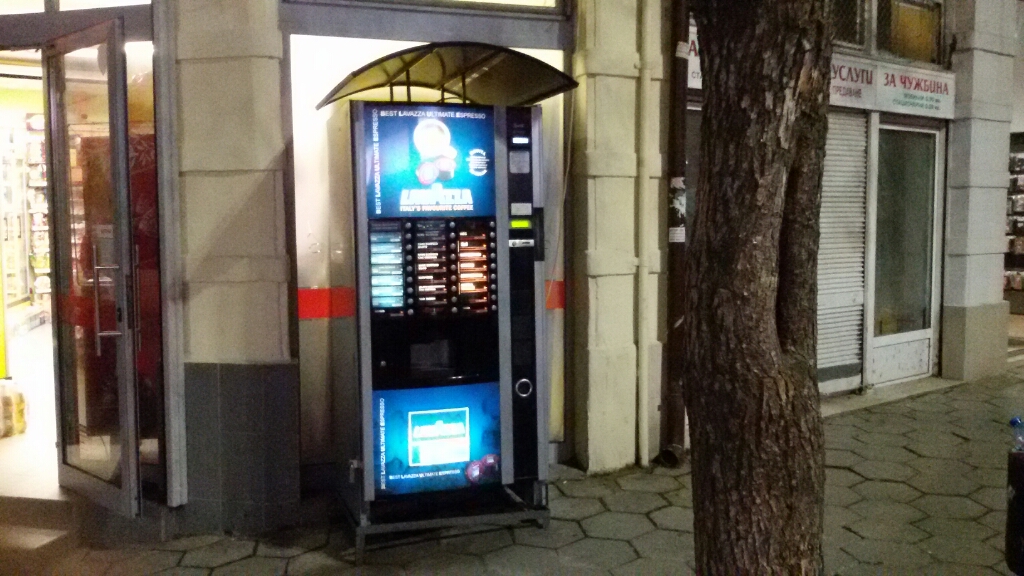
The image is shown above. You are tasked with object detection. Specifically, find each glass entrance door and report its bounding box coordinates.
[866,126,943,386]
[45,19,139,515]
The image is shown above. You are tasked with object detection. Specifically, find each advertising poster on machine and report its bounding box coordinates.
[363,104,496,219]
[373,382,502,495]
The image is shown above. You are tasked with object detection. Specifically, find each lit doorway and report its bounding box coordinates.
[0,36,164,508]
[0,48,58,499]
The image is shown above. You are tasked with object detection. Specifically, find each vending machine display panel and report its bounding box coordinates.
[364,104,496,220]
[373,382,502,496]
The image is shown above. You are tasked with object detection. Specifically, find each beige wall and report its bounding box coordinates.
[176,0,291,364]
[571,0,666,472]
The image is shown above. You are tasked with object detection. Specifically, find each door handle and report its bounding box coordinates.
[92,243,122,356]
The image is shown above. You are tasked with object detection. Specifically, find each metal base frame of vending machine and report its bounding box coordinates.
[345,483,549,562]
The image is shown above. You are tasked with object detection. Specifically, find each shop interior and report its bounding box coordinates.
[0,41,163,501]
[0,49,57,499]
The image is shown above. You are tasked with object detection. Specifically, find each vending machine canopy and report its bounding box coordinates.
[316,41,578,109]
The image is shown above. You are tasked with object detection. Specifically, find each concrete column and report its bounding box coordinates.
[175,0,298,534]
[177,0,289,363]
[570,0,665,471]
[943,0,1016,380]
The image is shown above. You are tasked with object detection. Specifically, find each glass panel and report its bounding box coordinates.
[60,0,149,10]
[877,0,941,63]
[0,0,44,14]
[57,42,122,485]
[874,129,936,337]
[124,41,165,502]
[831,0,864,45]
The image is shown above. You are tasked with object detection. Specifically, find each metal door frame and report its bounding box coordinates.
[44,18,140,516]
[864,120,946,387]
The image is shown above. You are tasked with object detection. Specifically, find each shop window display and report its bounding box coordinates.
[877,0,942,64]
[873,129,936,337]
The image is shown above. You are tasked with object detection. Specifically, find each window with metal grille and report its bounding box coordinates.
[832,0,865,46]
[877,0,943,64]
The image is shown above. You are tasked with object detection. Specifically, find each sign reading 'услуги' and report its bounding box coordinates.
[684,28,955,120]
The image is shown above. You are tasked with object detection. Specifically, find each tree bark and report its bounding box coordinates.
[682,0,831,572]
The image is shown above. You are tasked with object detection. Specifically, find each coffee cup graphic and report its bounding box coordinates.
[413,119,456,185]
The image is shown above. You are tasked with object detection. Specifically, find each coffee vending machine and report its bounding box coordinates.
[348,101,548,542]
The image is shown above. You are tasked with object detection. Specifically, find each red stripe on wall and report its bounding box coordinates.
[330,287,357,318]
[298,287,357,320]
[545,280,565,310]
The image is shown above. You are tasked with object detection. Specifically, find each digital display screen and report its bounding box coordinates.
[373,382,501,495]
[363,104,496,219]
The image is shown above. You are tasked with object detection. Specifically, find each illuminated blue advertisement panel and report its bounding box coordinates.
[364,104,496,219]
[373,382,502,495]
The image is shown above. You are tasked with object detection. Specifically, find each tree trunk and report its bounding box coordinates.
[682,1,832,572]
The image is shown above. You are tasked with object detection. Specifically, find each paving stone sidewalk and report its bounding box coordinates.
[54,367,1024,575]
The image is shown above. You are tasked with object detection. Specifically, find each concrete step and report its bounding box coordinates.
[0,494,75,531]
[0,523,75,576]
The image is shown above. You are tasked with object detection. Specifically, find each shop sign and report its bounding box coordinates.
[684,29,955,120]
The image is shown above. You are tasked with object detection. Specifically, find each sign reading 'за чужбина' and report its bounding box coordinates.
[684,27,955,120]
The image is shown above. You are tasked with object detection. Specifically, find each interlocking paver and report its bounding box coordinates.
[630,529,695,560]
[558,538,637,569]
[580,512,655,540]
[603,490,667,514]
[439,526,513,555]
[484,544,559,575]
[918,535,1003,566]
[616,473,680,493]
[968,467,1007,488]
[364,538,440,566]
[914,517,997,541]
[972,486,1008,511]
[906,472,980,496]
[258,528,329,558]
[823,505,861,531]
[824,484,863,507]
[405,552,486,576]
[105,551,183,576]
[612,557,694,576]
[913,494,988,519]
[906,457,974,477]
[181,539,257,568]
[853,431,909,447]
[825,468,865,488]
[550,496,606,520]
[841,539,933,566]
[55,368,1024,576]
[826,449,864,468]
[979,510,1008,532]
[286,550,352,575]
[559,478,616,498]
[851,480,921,503]
[663,488,692,507]
[155,535,224,552]
[849,500,926,523]
[851,445,917,464]
[211,556,288,576]
[846,518,928,543]
[851,459,916,481]
[513,519,584,549]
[649,506,693,532]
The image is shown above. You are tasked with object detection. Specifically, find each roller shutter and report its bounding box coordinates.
[817,111,867,393]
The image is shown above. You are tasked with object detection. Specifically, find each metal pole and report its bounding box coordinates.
[661,0,688,467]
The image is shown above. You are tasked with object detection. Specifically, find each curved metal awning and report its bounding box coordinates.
[316,41,578,110]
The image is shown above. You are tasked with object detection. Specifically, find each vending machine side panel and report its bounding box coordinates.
[350,101,377,503]
[532,105,549,482]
